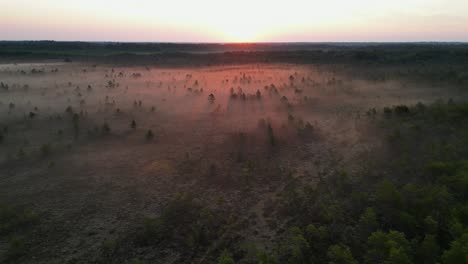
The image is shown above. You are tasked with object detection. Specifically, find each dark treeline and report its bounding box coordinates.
[1,41,468,66]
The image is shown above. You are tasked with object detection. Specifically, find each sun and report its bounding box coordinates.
[224,27,259,42]
[217,20,268,42]
[209,0,276,42]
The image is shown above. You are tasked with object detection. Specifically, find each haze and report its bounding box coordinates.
[2,0,468,42]
[2,0,468,261]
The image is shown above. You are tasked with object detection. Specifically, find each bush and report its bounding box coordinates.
[365,230,412,264]
[0,204,38,235]
[279,227,311,263]
[17,148,25,159]
[40,144,51,157]
[383,107,392,116]
[218,249,235,264]
[102,123,111,134]
[129,259,144,264]
[138,193,226,250]
[1,206,38,261]
[441,233,468,264]
[327,244,357,264]
[267,123,276,146]
[209,93,216,101]
[4,236,26,260]
[146,130,154,141]
[101,239,118,256]
[394,105,410,115]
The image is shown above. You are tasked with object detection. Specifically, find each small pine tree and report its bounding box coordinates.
[102,123,110,134]
[131,120,137,129]
[41,144,51,157]
[209,163,217,179]
[17,148,25,159]
[267,123,276,146]
[256,89,262,99]
[208,93,216,102]
[72,113,80,139]
[146,130,154,140]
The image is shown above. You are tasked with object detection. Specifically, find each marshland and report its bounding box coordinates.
[1,42,468,263]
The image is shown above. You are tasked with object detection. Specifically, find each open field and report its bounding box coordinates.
[1,43,468,263]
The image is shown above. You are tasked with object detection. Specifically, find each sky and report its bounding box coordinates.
[1,0,468,42]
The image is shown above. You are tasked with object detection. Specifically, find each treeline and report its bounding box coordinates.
[1,42,468,66]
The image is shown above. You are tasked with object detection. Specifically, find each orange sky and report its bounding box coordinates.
[1,0,468,42]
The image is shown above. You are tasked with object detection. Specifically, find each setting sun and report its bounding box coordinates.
[222,27,257,42]
[219,23,268,42]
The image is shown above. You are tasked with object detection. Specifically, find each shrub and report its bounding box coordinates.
[218,249,235,264]
[383,107,392,116]
[0,204,38,235]
[146,130,154,141]
[17,148,25,159]
[102,123,111,134]
[327,244,358,264]
[365,230,412,264]
[394,105,410,115]
[129,259,144,264]
[267,123,276,146]
[101,239,118,256]
[138,193,226,250]
[441,233,468,264]
[4,236,26,260]
[208,94,216,101]
[40,144,51,157]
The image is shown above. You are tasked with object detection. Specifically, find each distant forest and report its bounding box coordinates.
[1,41,468,66]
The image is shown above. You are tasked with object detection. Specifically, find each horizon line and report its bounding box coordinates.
[1,40,468,45]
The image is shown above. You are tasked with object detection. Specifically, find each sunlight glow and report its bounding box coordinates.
[1,0,468,42]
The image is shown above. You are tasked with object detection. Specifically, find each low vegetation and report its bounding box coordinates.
[0,204,38,262]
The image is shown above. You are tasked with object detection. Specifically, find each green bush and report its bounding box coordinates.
[137,194,226,249]
[218,249,235,264]
[4,236,26,260]
[0,204,38,235]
